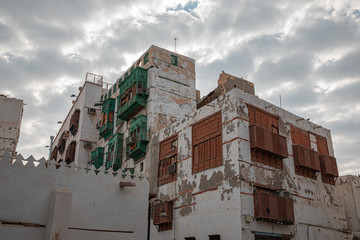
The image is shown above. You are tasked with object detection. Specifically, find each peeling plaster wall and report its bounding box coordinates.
[232,88,349,239]
[152,88,351,239]
[152,92,242,240]
[0,96,23,157]
[338,175,360,233]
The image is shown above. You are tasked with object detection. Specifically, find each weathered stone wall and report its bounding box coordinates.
[151,92,243,239]
[152,88,352,239]
[0,96,23,157]
[234,88,349,239]
[338,175,360,235]
[0,152,149,240]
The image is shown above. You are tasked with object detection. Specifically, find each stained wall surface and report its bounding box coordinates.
[0,153,149,240]
[338,175,360,235]
[0,96,23,157]
[151,88,352,240]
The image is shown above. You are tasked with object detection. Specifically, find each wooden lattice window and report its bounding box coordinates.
[69,109,80,136]
[254,187,294,225]
[316,135,338,185]
[291,126,310,148]
[158,134,178,186]
[291,126,320,179]
[50,146,58,161]
[153,201,173,232]
[65,141,76,165]
[248,105,279,133]
[248,105,286,169]
[192,111,222,174]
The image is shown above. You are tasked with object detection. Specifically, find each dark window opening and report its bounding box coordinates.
[209,235,220,240]
[144,52,149,65]
[65,141,76,165]
[69,109,80,136]
[255,234,291,240]
[171,55,178,66]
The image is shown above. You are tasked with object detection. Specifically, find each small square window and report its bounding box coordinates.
[209,235,220,240]
[144,52,149,65]
[171,55,178,66]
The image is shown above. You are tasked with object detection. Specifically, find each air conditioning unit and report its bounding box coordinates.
[126,137,136,145]
[63,131,70,139]
[277,190,290,198]
[168,163,176,175]
[138,88,147,95]
[87,108,96,115]
[84,141,92,149]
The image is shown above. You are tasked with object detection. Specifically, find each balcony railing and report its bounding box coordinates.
[99,122,113,140]
[117,94,147,121]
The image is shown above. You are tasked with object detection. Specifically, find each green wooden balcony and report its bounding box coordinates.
[99,122,113,140]
[117,94,147,121]
[126,115,148,162]
[90,147,104,169]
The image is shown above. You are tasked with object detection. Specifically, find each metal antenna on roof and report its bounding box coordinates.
[174,37,177,52]
[279,94,282,108]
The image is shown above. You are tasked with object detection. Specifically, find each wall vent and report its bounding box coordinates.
[168,163,176,175]
[87,108,96,115]
[84,141,92,149]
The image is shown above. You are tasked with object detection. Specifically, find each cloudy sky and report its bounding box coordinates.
[1,0,359,175]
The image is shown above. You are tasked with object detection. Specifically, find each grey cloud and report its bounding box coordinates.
[1,0,359,175]
[253,52,313,89]
[315,50,360,80]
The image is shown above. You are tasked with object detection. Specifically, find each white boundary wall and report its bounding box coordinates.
[0,152,149,240]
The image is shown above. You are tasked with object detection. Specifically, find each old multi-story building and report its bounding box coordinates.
[0,95,23,157]
[50,45,359,240]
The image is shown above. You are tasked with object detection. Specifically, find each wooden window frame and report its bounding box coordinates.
[158,134,178,186]
[247,104,285,169]
[315,135,338,185]
[192,111,223,174]
[171,55,178,66]
[153,201,173,232]
[291,125,320,179]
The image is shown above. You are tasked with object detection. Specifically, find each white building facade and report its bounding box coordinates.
[50,45,360,240]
